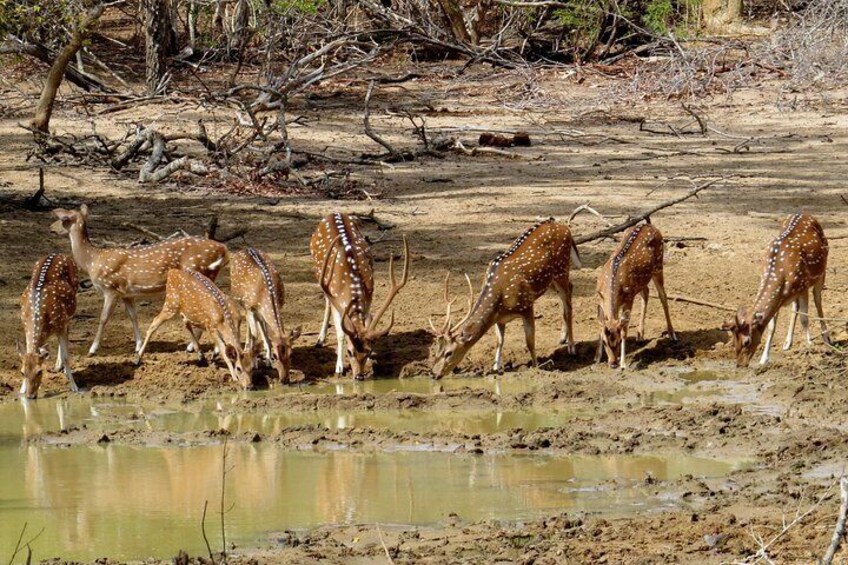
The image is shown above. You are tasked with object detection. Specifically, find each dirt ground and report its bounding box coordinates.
[3,59,848,563]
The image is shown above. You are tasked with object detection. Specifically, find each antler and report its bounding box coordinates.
[367,235,409,336]
[450,273,475,334]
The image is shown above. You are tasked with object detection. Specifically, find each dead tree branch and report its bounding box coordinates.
[823,476,848,565]
[574,178,725,245]
[363,81,400,159]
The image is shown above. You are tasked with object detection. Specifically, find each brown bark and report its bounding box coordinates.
[30,4,104,133]
[433,0,473,45]
[143,0,177,94]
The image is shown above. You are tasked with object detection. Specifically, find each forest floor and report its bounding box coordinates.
[2,57,848,563]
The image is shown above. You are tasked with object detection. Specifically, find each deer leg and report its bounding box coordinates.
[331,307,346,376]
[523,312,537,368]
[652,272,677,341]
[813,281,831,345]
[637,288,649,341]
[58,330,79,392]
[316,298,331,347]
[783,299,799,351]
[53,342,64,372]
[135,308,176,365]
[595,331,604,364]
[799,290,812,344]
[257,317,273,362]
[245,311,261,369]
[183,322,206,365]
[758,312,778,366]
[214,333,238,383]
[123,298,142,354]
[554,279,575,354]
[493,322,506,373]
[186,328,205,353]
[89,291,118,356]
[619,324,628,370]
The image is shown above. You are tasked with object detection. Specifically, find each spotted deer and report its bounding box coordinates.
[595,222,676,369]
[230,248,301,385]
[430,218,580,379]
[722,213,830,367]
[19,253,79,399]
[135,269,252,389]
[310,213,409,379]
[51,205,228,355]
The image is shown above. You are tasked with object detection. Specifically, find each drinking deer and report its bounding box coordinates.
[230,248,301,385]
[135,269,252,389]
[722,213,830,367]
[310,213,409,379]
[51,205,228,355]
[19,253,79,399]
[430,218,580,379]
[595,222,676,370]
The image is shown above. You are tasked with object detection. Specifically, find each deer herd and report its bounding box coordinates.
[16,205,833,399]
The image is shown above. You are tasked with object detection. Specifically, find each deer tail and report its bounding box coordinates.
[570,240,582,270]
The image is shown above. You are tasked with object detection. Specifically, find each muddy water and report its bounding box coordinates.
[0,443,746,560]
[0,378,751,560]
[0,395,573,438]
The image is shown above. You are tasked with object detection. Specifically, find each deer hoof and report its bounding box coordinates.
[133,355,142,367]
[196,357,209,368]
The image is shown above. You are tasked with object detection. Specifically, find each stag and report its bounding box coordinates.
[430,218,580,378]
[310,213,409,379]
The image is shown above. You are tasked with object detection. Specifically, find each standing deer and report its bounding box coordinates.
[723,213,830,367]
[19,253,79,399]
[51,205,228,355]
[135,269,253,389]
[310,213,409,379]
[430,218,580,379]
[595,222,676,369]
[230,248,301,385]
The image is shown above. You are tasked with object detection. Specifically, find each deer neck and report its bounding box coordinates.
[67,223,97,272]
[455,293,499,348]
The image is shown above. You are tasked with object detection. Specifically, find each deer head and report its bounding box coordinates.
[429,273,475,379]
[51,204,88,235]
[598,304,628,369]
[223,340,254,390]
[722,307,765,367]
[321,235,409,379]
[18,342,48,400]
[271,327,301,385]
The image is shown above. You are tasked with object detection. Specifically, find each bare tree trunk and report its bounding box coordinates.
[432,0,474,45]
[143,0,177,94]
[31,4,104,133]
[702,0,743,32]
[228,0,251,57]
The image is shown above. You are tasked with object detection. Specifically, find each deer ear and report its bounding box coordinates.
[289,326,302,342]
[597,305,604,322]
[38,347,49,359]
[79,204,89,219]
[721,318,736,332]
[53,208,72,221]
[752,312,765,327]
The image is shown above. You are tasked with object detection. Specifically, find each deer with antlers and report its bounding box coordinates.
[723,213,830,367]
[230,248,301,385]
[19,253,79,399]
[595,222,676,369]
[310,213,409,379]
[135,269,252,389]
[51,205,228,356]
[430,218,580,378]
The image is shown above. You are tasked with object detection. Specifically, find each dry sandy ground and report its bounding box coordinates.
[3,61,848,562]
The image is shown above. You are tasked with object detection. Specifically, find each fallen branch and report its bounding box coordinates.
[23,168,48,211]
[122,222,164,241]
[654,293,737,313]
[452,140,526,160]
[822,476,848,565]
[574,178,725,244]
